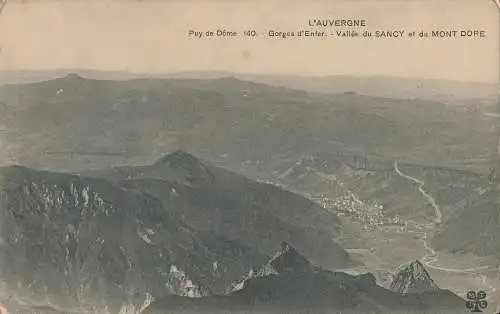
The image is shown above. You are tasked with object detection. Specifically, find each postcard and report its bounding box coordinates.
[0,0,498,313]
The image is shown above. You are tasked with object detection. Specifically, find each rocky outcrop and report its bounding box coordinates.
[0,165,260,312]
[231,242,316,292]
[389,260,439,294]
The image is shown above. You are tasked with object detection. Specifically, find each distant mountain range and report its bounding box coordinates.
[0,73,495,176]
[238,74,499,104]
[144,242,464,314]
[0,73,496,257]
[0,70,497,102]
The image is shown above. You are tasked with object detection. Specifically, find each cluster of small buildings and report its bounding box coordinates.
[309,192,407,232]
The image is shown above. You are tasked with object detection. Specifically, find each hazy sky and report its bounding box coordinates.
[0,0,498,83]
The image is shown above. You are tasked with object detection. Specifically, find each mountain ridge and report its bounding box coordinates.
[145,243,465,314]
[1,70,496,100]
[0,164,267,312]
[82,150,353,270]
[0,74,493,176]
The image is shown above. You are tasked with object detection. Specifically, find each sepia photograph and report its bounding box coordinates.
[0,0,498,313]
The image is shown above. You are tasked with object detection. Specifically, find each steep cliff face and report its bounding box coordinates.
[389,260,439,294]
[0,166,262,312]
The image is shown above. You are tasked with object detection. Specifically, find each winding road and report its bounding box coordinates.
[290,159,498,296]
[393,161,442,224]
[393,160,497,294]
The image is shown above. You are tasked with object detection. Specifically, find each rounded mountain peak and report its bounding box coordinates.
[154,150,199,166]
[152,151,215,185]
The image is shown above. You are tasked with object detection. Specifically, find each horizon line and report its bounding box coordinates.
[0,68,498,86]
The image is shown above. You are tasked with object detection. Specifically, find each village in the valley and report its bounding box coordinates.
[308,192,407,232]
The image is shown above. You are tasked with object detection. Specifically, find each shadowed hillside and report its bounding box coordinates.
[81,150,353,270]
[0,165,267,312]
